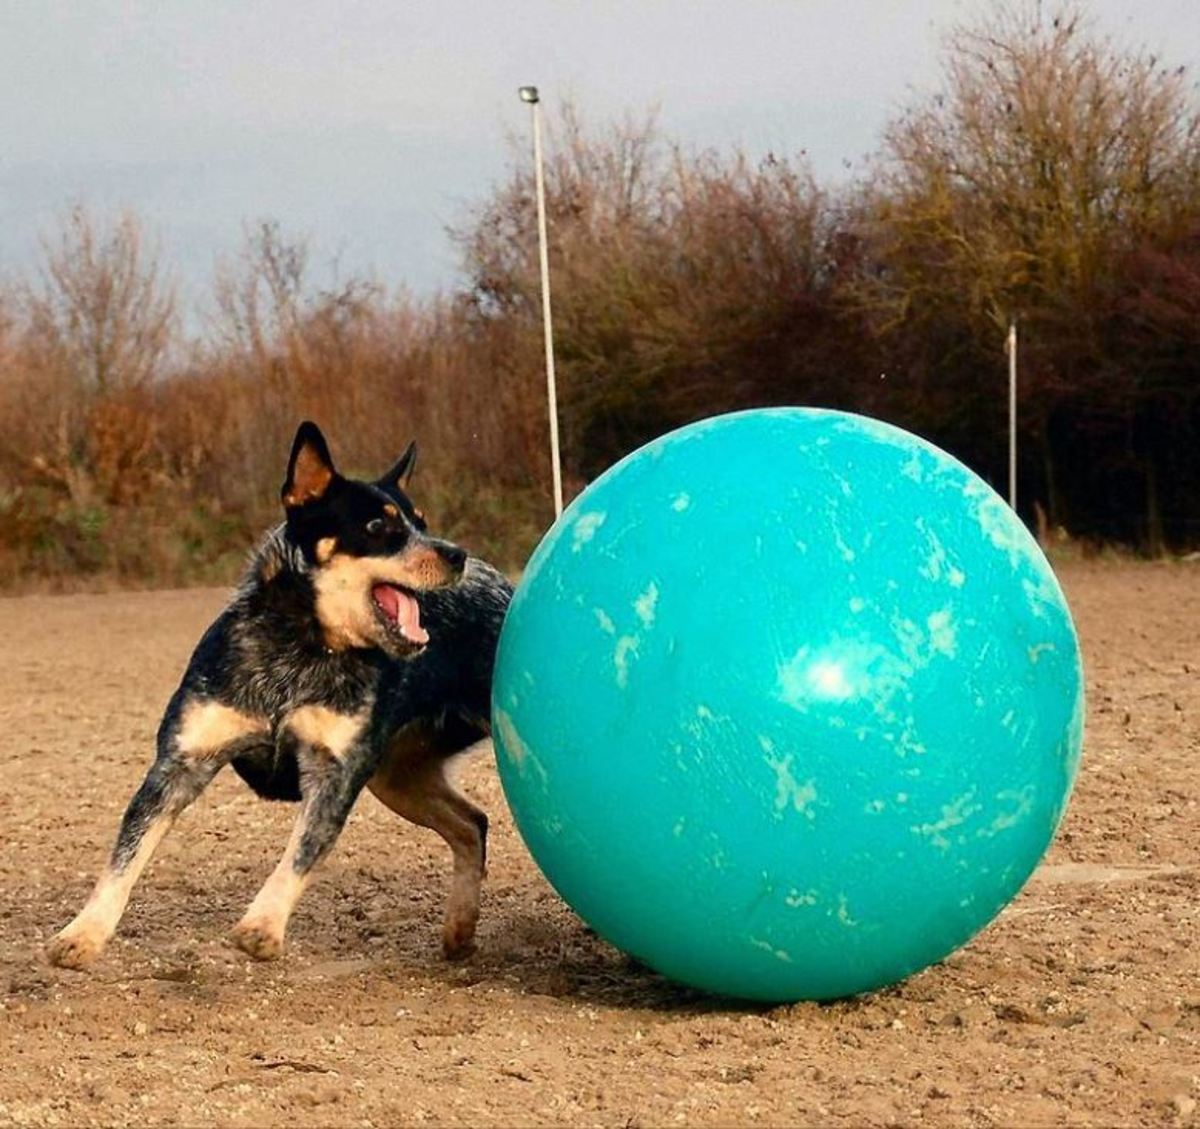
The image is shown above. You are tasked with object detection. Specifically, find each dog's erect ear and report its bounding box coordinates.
[282,421,337,509]
[378,440,418,492]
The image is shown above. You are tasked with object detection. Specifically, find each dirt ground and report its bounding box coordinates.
[0,560,1197,1128]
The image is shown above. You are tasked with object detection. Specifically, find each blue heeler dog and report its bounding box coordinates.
[47,421,512,968]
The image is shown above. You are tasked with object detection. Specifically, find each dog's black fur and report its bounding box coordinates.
[47,422,512,969]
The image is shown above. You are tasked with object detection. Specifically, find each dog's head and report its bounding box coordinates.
[281,421,465,658]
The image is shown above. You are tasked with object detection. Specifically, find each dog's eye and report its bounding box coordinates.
[366,518,385,536]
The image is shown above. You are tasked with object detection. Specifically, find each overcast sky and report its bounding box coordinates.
[3,1,1197,310]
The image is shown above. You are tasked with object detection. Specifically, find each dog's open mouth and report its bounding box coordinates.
[371,583,429,647]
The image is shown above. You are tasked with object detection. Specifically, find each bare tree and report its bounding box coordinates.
[26,206,177,393]
[211,220,310,359]
[857,1,1200,539]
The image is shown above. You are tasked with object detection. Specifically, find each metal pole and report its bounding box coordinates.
[520,85,564,520]
[1007,319,1018,512]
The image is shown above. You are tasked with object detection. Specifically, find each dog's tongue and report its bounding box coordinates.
[372,584,429,645]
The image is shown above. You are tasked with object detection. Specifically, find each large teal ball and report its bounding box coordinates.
[492,408,1083,1001]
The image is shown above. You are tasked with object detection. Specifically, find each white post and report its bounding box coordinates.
[520,85,564,520]
[1006,320,1018,512]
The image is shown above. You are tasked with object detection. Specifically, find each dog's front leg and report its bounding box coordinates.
[47,695,260,969]
[231,706,375,961]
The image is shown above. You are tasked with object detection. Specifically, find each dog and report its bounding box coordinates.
[46,421,513,969]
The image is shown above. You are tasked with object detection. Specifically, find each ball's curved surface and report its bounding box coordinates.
[492,409,1083,1001]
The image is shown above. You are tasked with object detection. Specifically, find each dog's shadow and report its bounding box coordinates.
[454,900,747,1015]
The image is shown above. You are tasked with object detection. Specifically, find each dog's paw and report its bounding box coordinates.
[441,922,478,962]
[46,924,106,970]
[230,919,285,961]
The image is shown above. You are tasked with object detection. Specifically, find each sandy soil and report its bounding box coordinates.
[0,560,1197,1128]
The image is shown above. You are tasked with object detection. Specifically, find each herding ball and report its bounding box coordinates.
[492,408,1083,1001]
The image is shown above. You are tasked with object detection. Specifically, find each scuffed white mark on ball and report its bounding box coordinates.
[765,753,818,819]
[901,451,925,482]
[927,608,958,658]
[849,596,866,613]
[1028,642,1056,663]
[749,937,793,963]
[978,786,1035,836]
[594,608,616,634]
[966,484,1023,553]
[890,614,926,669]
[493,708,548,787]
[707,845,729,870]
[865,798,886,814]
[911,790,981,849]
[776,649,812,710]
[833,527,856,563]
[965,485,1060,612]
[1022,577,1055,618]
[836,895,858,927]
[571,511,607,552]
[916,519,947,582]
[914,518,969,588]
[494,707,527,767]
[614,635,639,688]
[895,728,928,758]
[634,581,659,628]
[785,888,818,908]
[671,492,691,512]
[795,539,808,553]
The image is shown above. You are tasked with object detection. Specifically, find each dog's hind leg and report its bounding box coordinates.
[46,696,263,970]
[368,744,488,960]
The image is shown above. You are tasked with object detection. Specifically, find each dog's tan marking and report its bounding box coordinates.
[46,812,174,969]
[231,812,312,961]
[315,536,338,563]
[312,549,457,651]
[312,555,379,649]
[259,553,281,582]
[403,546,457,588]
[383,503,399,518]
[284,440,334,507]
[287,705,367,759]
[176,700,267,759]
